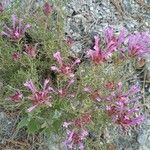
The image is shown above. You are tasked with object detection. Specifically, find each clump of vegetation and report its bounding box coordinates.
[0,0,149,149]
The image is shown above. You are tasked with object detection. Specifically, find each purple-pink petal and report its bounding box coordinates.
[53,52,63,66]
[27,105,37,112]
[24,80,37,94]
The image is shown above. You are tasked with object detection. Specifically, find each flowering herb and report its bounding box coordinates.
[127,32,150,57]
[87,36,106,64]
[9,90,23,102]
[43,2,53,16]
[24,44,38,58]
[0,2,4,13]
[24,79,53,112]
[87,28,126,64]
[11,51,21,61]
[104,27,127,52]
[1,6,148,149]
[63,113,91,150]
[84,87,102,102]
[51,51,80,77]
[105,82,144,128]
[1,15,30,42]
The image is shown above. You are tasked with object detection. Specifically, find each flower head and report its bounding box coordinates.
[24,79,53,112]
[9,90,23,102]
[64,129,88,150]
[63,113,91,149]
[106,82,144,128]
[12,51,21,61]
[87,28,126,64]
[87,36,106,64]
[128,32,150,57]
[84,87,101,102]
[1,15,30,42]
[0,2,4,13]
[51,51,80,77]
[74,113,92,128]
[24,44,37,58]
[104,27,127,52]
[43,2,53,16]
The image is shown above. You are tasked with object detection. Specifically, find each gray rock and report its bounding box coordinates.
[71,42,83,53]
[0,112,14,145]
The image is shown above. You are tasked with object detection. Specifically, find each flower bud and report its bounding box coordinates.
[0,3,4,13]
[43,2,53,16]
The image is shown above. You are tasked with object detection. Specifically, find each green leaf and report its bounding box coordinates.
[53,110,61,119]
[27,119,41,134]
[17,117,29,129]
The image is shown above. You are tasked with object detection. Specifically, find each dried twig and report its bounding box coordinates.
[110,0,127,17]
[135,0,150,10]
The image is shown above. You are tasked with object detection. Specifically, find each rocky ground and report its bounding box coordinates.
[0,0,150,150]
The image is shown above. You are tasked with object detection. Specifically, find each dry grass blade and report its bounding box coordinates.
[135,0,150,10]
[110,0,126,17]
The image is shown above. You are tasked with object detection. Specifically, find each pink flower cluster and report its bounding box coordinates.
[24,44,38,58]
[84,87,102,102]
[0,15,37,61]
[1,15,30,42]
[105,82,144,128]
[24,79,53,112]
[87,28,126,64]
[9,90,23,102]
[87,28,150,64]
[43,2,53,16]
[11,43,38,61]
[128,32,150,57]
[9,77,75,112]
[0,2,4,13]
[63,113,92,150]
[51,52,80,77]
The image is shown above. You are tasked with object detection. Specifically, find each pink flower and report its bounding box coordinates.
[104,81,115,90]
[12,51,21,61]
[64,129,88,150]
[24,79,53,112]
[63,122,73,128]
[84,87,101,102]
[104,27,127,52]
[24,44,37,58]
[87,36,106,64]
[87,28,126,64]
[128,32,150,57]
[63,113,91,149]
[0,2,4,13]
[43,2,53,16]
[106,82,144,128]
[9,90,23,102]
[1,15,30,42]
[51,52,80,77]
[74,113,92,128]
